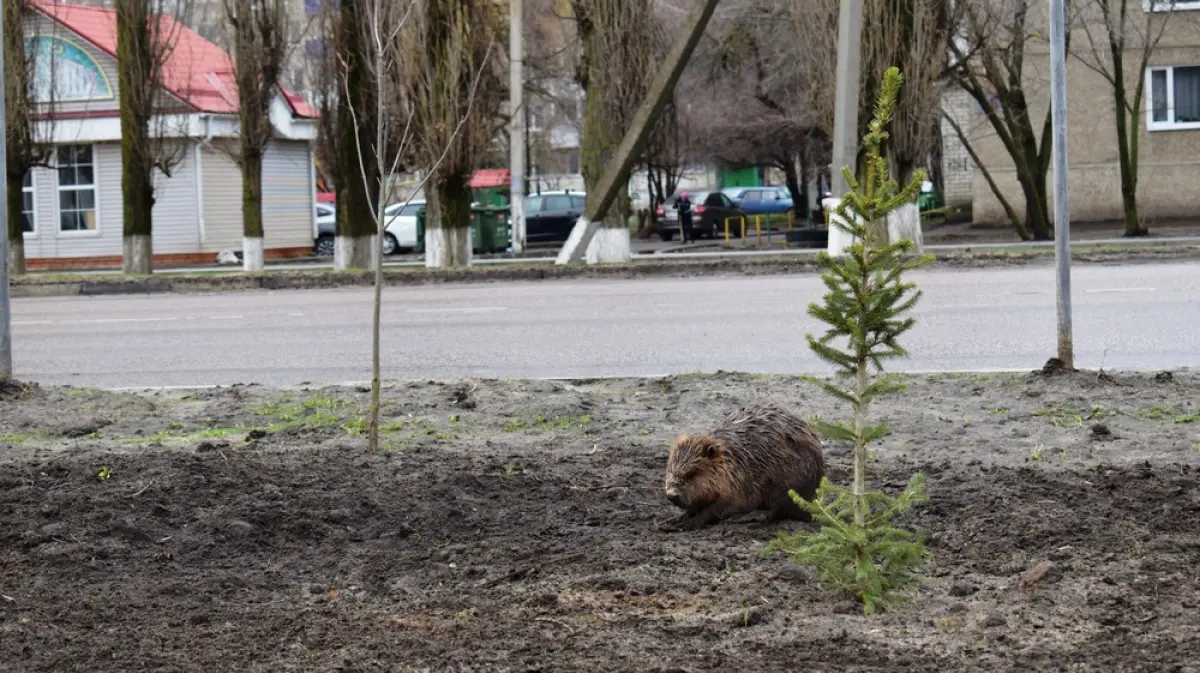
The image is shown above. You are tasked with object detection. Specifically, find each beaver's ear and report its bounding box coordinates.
[702,440,722,460]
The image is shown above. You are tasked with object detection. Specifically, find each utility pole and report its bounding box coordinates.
[508,0,526,253]
[1049,0,1073,368]
[555,0,721,264]
[0,0,12,381]
[829,0,864,197]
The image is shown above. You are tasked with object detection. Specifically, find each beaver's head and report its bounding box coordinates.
[664,433,727,510]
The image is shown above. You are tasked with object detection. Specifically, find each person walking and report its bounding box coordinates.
[677,191,693,243]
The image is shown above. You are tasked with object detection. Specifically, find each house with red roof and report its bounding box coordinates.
[19,0,320,269]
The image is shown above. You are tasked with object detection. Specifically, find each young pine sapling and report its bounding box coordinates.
[766,67,934,614]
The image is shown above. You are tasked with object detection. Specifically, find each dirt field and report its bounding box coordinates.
[2,370,1198,672]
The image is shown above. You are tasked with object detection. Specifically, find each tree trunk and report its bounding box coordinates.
[117,0,155,275]
[426,174,472,268]
[1018,173,1052,240]
[782,157,803,218]
[6,173,25,276]
[120,156,155,275]
[241,150,265,271]
[578,2,632,264]
[333,0,379,271]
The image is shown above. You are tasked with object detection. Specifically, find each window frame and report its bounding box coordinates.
[21,170,36,237]
[1145,65,1200,131]
[1143,0,1200,12]
[55,144,100,236]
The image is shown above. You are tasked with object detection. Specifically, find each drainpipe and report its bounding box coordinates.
[195,114,215,247]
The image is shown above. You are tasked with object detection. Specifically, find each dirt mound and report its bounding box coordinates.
[2,371,1198,671]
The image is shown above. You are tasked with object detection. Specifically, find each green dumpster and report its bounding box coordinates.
[414,205,511,255]
[470,205,511,253]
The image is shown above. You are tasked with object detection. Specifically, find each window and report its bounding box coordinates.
[524,195,543,213]
[569,195,586,209]
[1144,0,1200,11]
[399,203,423,216]
[57,144,97,232]
[1147,65,1200,130]
[21,171,34,234]
[543,194,572,211]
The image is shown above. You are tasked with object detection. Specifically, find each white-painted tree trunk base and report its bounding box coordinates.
[334,234,377,270]
[886,202,924,253]
[823,197,860,256]
[823,197,923,255]
[425,226,472,268]
[585,226,632,264]
[7,240,25,276]
[555,216,593,265]
[123,234,153,274]
[242,236,265,272]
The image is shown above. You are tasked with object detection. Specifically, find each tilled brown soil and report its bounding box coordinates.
[1,371,1198,672]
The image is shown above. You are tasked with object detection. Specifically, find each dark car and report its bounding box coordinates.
[654,189,746,241]
[524,190,586,243]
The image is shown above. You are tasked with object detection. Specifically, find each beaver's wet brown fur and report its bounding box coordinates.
[663,403,825,530]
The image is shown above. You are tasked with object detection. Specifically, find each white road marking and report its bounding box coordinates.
[1083,287,1156,293]
[11,320,53,326]
[208,315,244,320]
[405,307,507,314]
[73,317,179,325]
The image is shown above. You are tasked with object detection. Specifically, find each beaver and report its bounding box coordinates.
[662,403,825,530]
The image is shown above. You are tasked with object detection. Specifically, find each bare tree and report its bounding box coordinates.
[116,0,194,274]
[338,0,497,448]
[946,0,1066,241]
[571,0,657,263]
[223,0,289,271]
[5,0,56,275]
[405,0,504,268]
[1071,0,1200,236]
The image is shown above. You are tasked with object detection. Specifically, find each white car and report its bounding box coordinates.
[383,200,424,254]
[313,202,337,257]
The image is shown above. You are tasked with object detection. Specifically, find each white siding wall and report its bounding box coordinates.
[200,143,243,252]
[151,141,203,254]
[262,140,315,249]
[23,141,202,260]
[200,139,315,252]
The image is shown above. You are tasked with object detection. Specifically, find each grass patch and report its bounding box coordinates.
[1132,405,1199,423]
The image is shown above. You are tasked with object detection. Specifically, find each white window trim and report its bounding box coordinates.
[1143,0,1200,12]
[22,170,37,239]
[55,143,101,238]
[1145,65,1200,131]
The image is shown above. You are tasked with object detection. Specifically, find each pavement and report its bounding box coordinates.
[9,261,1199,388]
[28,235,1200,276]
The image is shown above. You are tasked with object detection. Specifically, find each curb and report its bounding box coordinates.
[11,245,1200,298]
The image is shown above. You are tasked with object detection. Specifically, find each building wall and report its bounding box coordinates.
[201,139,316,252]
[967,5,1200,225]
[23,141,201,259]
[939,87,976,207]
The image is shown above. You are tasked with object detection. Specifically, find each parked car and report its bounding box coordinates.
[312,200,422,257]
[654,189,746,241]
[524,190,586,243]
[383,200,423,253]
[314,202,337,257]
[720,186,794,215]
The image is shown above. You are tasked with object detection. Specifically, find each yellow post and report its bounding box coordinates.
[755,216,762,245]
[723,217,731,241]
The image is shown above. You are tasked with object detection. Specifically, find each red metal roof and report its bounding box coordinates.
[470,168,510,188]
[30,0,317,119]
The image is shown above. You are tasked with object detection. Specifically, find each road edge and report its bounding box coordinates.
[11,244,1200,298]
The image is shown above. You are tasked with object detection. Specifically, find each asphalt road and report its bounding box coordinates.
[9,261,1199,388]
